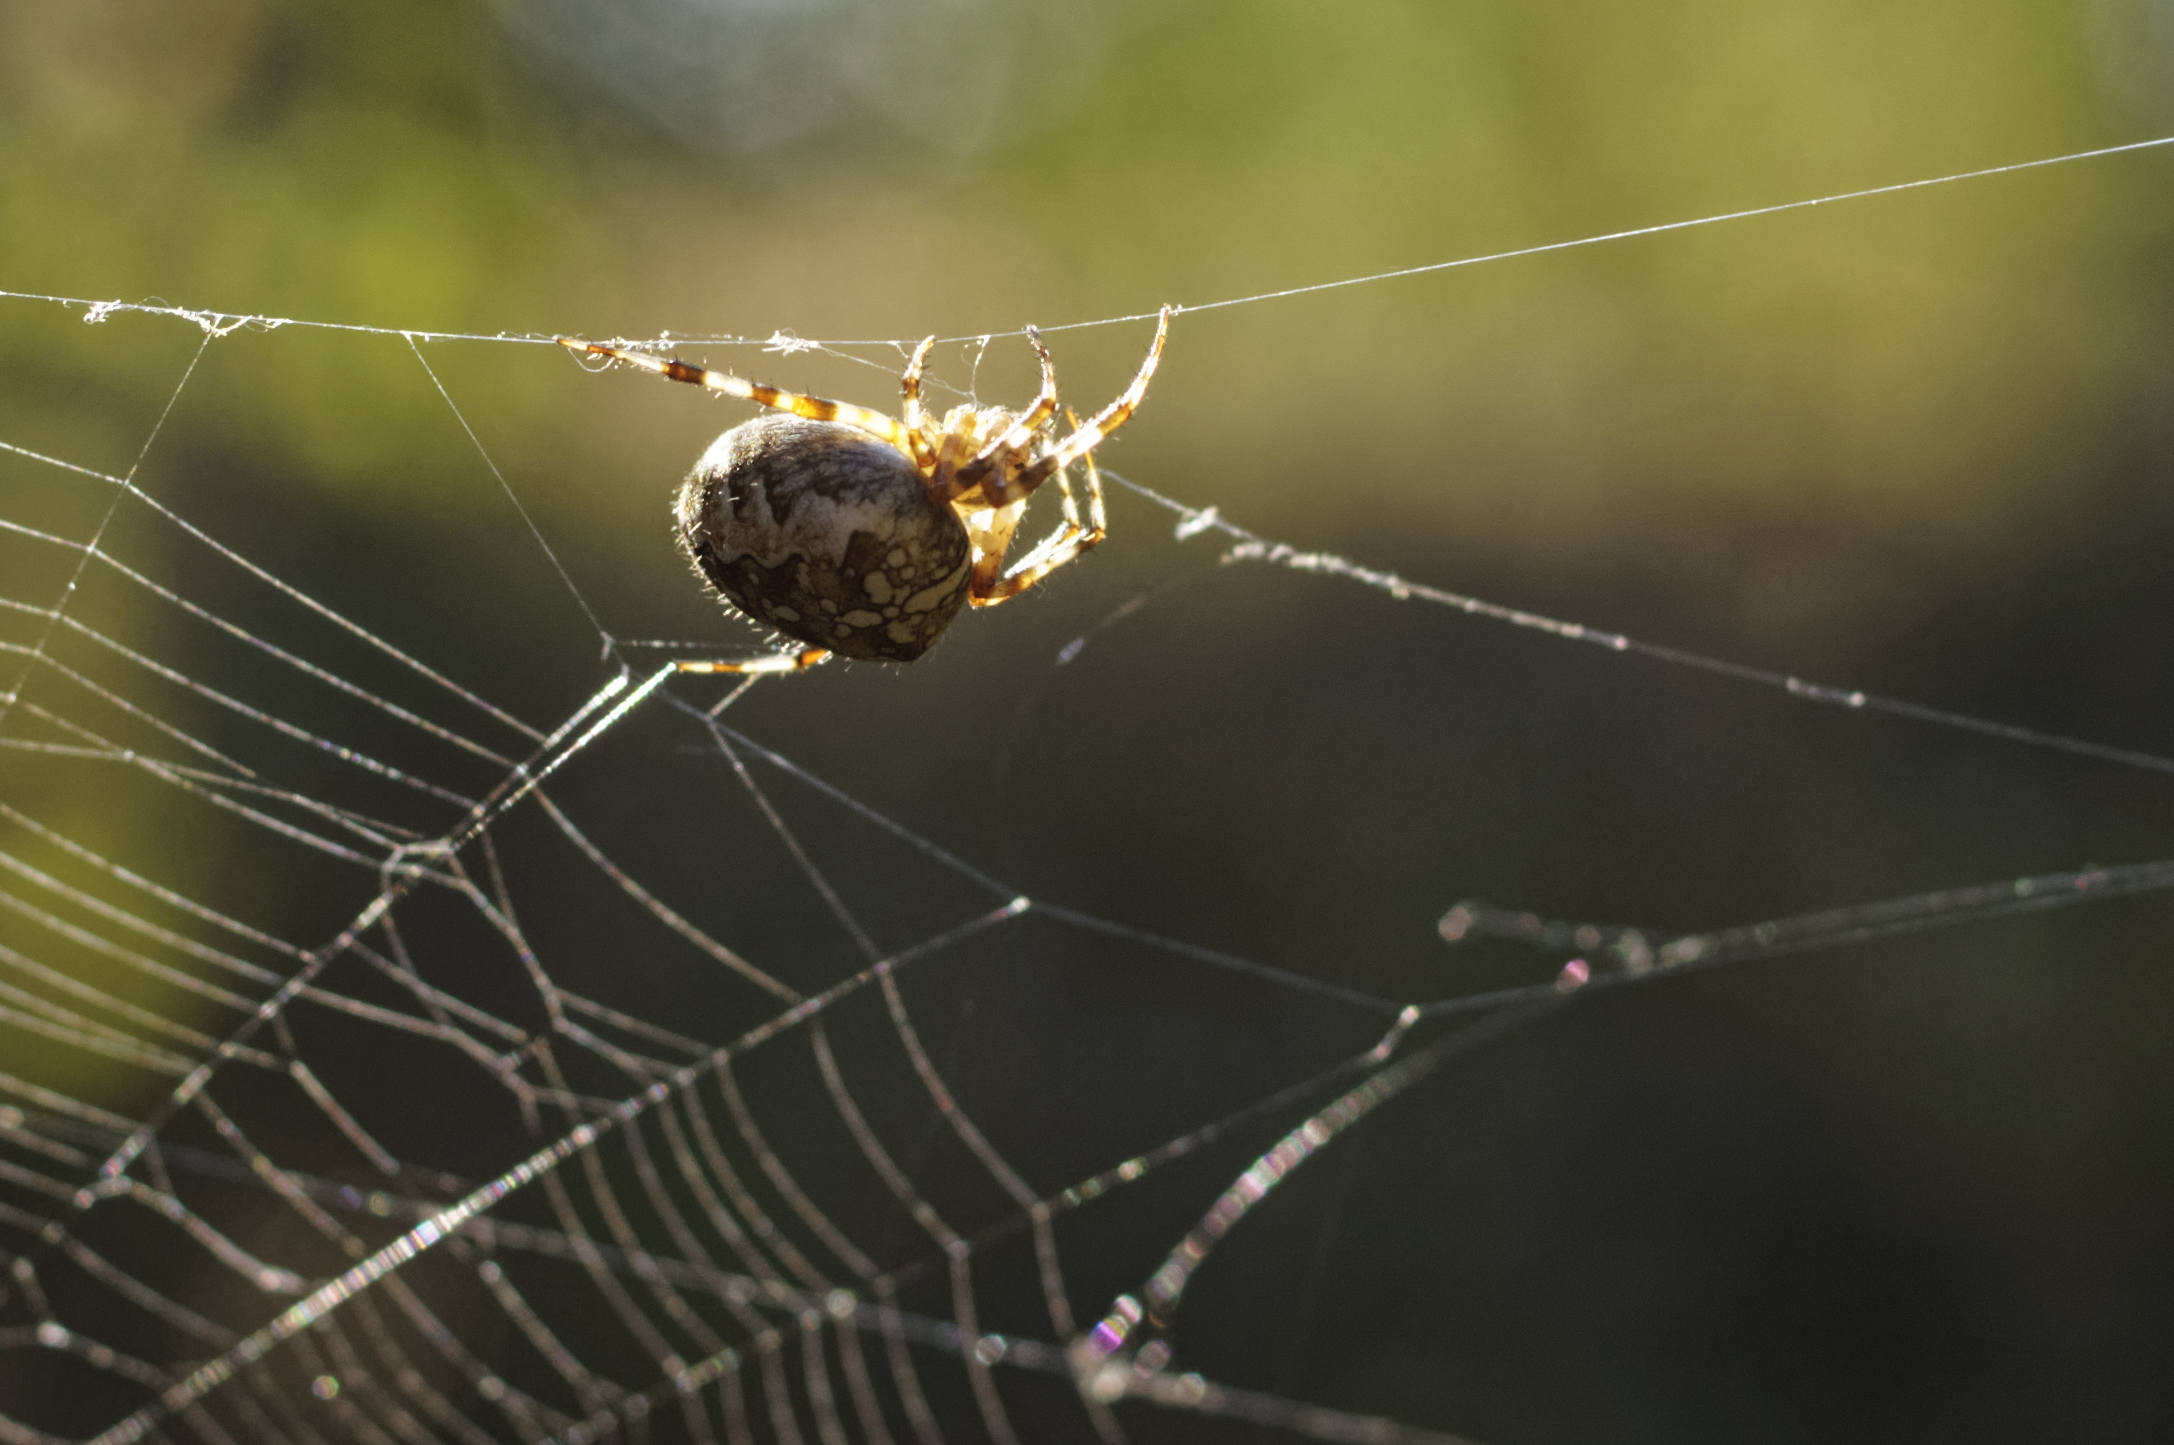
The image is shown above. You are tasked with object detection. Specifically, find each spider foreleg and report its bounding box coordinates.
[1008,305,1169,495]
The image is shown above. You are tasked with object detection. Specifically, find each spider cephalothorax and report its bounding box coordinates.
[558,307,1170,672]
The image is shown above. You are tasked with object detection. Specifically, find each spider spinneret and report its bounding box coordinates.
[557,306,1171,672]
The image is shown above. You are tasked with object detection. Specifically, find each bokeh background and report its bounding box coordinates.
[4,1,2174,1441]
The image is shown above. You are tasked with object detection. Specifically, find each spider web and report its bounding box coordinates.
[3,137,2174,1445]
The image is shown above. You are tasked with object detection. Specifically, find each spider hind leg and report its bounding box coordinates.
[673,647,831,675]
[556,338,909,450]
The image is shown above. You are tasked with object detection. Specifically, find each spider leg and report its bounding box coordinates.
[988,305,1169,504]
[926,411,989,505]
[557,338,910,450]
[955,325,1059,491]
[673,647,831,675]
[968,409,1108,609]
[898,335,938,472]
[959,498,1030,603]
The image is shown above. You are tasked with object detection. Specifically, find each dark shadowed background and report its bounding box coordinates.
[4,2,2174,1441]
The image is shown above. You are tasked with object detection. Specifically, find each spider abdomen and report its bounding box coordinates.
[675,414,972,662]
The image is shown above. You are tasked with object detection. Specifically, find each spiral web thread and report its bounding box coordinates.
[3,136,2173,1445]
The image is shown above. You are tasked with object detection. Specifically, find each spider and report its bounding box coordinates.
[557,307,1170,673]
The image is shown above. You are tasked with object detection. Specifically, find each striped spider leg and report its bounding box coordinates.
[964,407,1111,608]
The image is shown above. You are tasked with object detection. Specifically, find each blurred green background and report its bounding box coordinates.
[5,0,2174,1441]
